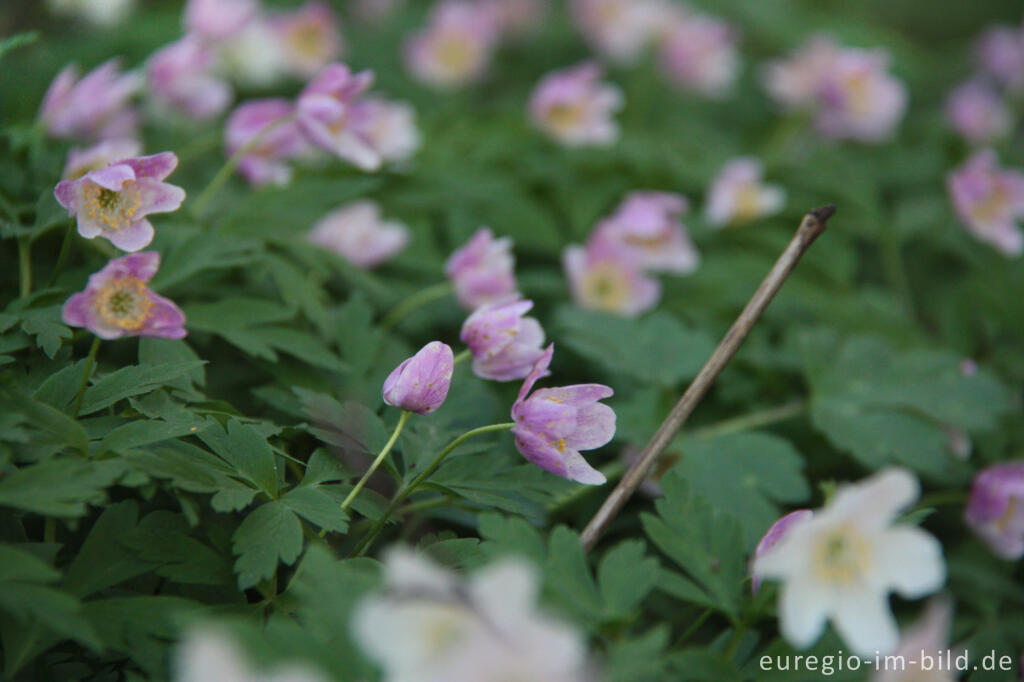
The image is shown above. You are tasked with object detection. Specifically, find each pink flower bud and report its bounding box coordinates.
[62,252,186,340]
[383,342,455,415]
[147,36,232,120]
[965,461,1024,560]
[947,149,1024,257]
[445,228,518,310]
[511,345,613,484]
[460,298,546,381]
[750,509,813,593]
[39,60,141,142]
[529,62,623,147]
[307,201,410,269]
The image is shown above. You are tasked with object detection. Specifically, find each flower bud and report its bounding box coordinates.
[382,341,455,415]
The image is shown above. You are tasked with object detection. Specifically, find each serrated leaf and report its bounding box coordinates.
[121,511,233,585]
[281,485,349,533]
[598,540,660,618]
[197,419,278,498]
[545,526,603,621]
[0,457,122,517]
[19,306,71,357]
[78,361,207,416]
[63,500,152,597]
[232,501,304,589]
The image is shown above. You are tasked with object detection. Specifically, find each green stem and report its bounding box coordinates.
[190,115,294,217]
[453,348,471,366]
[48,220,75,287]
[43,518,56,544]
[378,281,453,332]
[350,421,515,557]
[688,401,806,440]
[341,410,411,512]
[18,238,31,297]
[70,337,101,419]
[914,490,967,511]
[673,607,714,649]
[880,227,915,321]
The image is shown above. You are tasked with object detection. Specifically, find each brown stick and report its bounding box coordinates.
[579,205,835,552]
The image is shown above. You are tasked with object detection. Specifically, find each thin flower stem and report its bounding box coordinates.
[341,410,411,512]
[580,206,836,552]
[349,421,515,557]
[453,348,471,366]
[190,115,295,217]
[70,337,101,419]
[672,607,714,648]
[378,281,454,332]
[18,238,31,297]
[48,220,75,287]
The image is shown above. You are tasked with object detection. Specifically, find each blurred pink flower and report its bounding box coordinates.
[750,509,813,594]
[147,36,232,120]
[62,252,186,340]
[353,0,405,25]
[762,35,843,109]
[591,191,698,273]
[39,60,141,142]
[976,24,1024,90]
[54,152,185,252]
[225,99,308,186]
[659,12,740,97]
[563,239,660,317]
[870,598,957,682]
[483,0,548,39]
[349,97,421,165]
[945,79,1011,144]
[704,157,786,227]
[965,461,1024,560]
[62,139,141,181]
[184,0,257,40]
[511,345,613,485]
[307,200,410,268]
[461,298,546,381]
[404,0,501,88]
[947,149,1024,256]
[296,63,380,170]
[569,0,669,64]
[383,341,454,415]
[445,227,518,310]
[270,1,344,79]
[529,62,623,147]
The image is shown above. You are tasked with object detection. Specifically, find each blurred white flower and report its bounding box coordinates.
[174,627,328,682]
[48,0,133,25]
[308,201,410,269]
[704,157,786,227]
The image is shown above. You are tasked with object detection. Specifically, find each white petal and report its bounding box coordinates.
[873,526,946,598]
[778,578,831,649]
[830,468,919,530]
[832,589,900,656]
[469,559,539,629]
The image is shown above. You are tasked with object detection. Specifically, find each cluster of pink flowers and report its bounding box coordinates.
[945,24,1023,145]
[762,35,908,143]
[564,191,698,317]
[404,0,547,89]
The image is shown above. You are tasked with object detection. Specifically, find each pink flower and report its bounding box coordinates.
[348,97,421,165]
[39,60,141,142]
[511,345,613,485]
[225,99,308,187]
[529,62,623,147]
[704,157,786,227]
[54,152,185,252]
[482,0,548,39]
[591,191,699,273]
[445,228,518,311]
[945,79,1011,144]
[296,63,380,170]
[976,25,1024,91]
[815,47,908,142]
[563,240,660,317]
[750,510,813,594]
[761,35,843,110]
[383,341,455,415]
[965,461,1024,560]
[460,298,546,381]
[270,1,344,79]
[569,0,669,64]
[62,252,186,340]
[147,36,232,120]
[870,598,957,682]
[62,139,141,181]
[404,0,501,88]
[658,12,740,97]
[184,0,258,40]
[947,149,1024,257]
[307,200,410,268]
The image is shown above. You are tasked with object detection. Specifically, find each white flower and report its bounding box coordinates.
[174,627,328,682]
[352,548,589,682]
[753,468,946,657]
[704,157,786,227]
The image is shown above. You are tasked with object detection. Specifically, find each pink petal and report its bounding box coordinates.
[108,219,155,252]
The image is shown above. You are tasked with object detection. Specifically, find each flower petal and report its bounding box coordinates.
[124,152,179,181]
[136,178,186,215]
[832,589,900,656]
[563,450,606,485]
[566,401,615,451]
[872,526,945,598]
[778,579,830,650]
[107,219,155,252]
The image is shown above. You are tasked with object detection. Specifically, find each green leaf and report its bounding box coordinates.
[121,511,234,586]
[78,360,207,416]
[281,485,349,533]
[0,386,88,455]
[63,501,153,597]
[232,501,304,590]
[0,457,122,517]
[545,526,603,621]
[121,443,258,512]
[0,31,38,63]
[150,232,262,291]
[598,540,660,618]
[606,626,670,682]
[197,419,279,498]
[555,307,715,386]
[19,305,71,358]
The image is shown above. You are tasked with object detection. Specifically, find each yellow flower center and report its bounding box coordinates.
[434,36,475,74]
[970,186,1009,224]
[545,102,586,133]
[732,185,763,224]
[83,180,141,231]
[812,525,871,587]
[581,263,629,312]
[93,277,153,331]
[288,25,326,59]
[996,497,1019,533]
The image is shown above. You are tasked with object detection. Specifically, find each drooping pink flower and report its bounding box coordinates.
[460,298,546,381]
[563,240,661,317]
[569,0,669,64]
[39,60,141,142]
[184,0,258,41]
[945,79,1011,144]
[348,98,421,165]
[62,139,141,181]
[383,341,455,415]
[947,149,1024,257]
[815,47,908,142]
[146,36,232,120]
[750,509,813,594]
[658,12,740,97]
[225,99,308,187]
[965,461,1024,560]
[511,345,613,485]
[54,152,185,252]
[529,62,623,147]
[704,157,786,227]
[976,25,1024,91]
[62,252,186,340]
[295,63,380,170]
[404,0,501,89]
[591,191,699,273]
[269,1,344,79]
[445,228,518,311]
[307,200,410,268]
